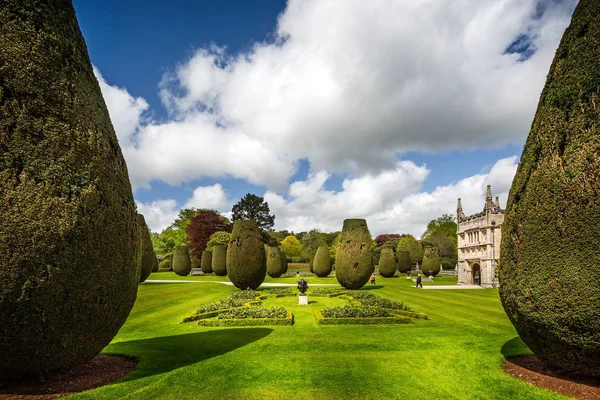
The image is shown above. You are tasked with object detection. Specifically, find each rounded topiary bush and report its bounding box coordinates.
[158,259,171,270]
[173,246,192,276]
[212,245,227,276]
[335,219,374,289]
[500,0,600,377]
[152,256,159,273]
[281,250,289,274]
[421,246,440,277]
[137,214,155,283]
[0,0,139,380]
[397,251,412,275]
[201,250,213,274]
[378,247,396,278]
[266,246,285,278]
[313,246,332,277]
[226,220,266,290]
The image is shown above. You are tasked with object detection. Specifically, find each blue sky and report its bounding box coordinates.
[72,0,577,235]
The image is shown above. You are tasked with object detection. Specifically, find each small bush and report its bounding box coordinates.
[310,288,345,297]
[218,306,288,320]
[158,259,171,270]
[321,306,393,318]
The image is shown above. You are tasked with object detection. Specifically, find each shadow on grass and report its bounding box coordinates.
[105,328,273,381]
[501,336,531,359]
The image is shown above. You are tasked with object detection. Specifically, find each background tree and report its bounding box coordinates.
[154,207,199,256]
[301,229,327,264]
[374,233,403,246]
[396,235,423,266]
[280,235,302,261]
[206,231,231,251]
[231,193,275,231]
[186,209,231,261]
[421,214,457,241]
[431,233,457,269]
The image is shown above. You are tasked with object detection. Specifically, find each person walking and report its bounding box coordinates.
[370,273,376,286]
[416,273,423,288]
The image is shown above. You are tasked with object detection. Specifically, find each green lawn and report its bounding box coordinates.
[68,272,565,399]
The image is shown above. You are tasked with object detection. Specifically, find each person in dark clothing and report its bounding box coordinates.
[416,273,423,288]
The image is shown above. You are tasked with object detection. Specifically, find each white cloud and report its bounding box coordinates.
[266,157,519,237]
[135,199,179,233]
[183,183,229,210]
[96,0,574,190]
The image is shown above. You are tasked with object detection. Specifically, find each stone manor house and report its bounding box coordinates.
[456,185,504,288]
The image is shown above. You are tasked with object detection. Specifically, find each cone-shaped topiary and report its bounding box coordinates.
[227,220,266,290]
[152,256,159,273]
[378,248,396,278]
[158,259,171,270]
[138,214,155,283]
[201,250,213,274]
[500,0,600,377]
[0,0,139,380]
[397,251,412,275]
[421,246,440,277]
[313,246,332,277]
[173,246,192,276]
[212,245,227,276]
[335,219,374,289]
[266,246,285,278]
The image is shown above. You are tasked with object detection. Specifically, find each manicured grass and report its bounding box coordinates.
[67,274,565,399]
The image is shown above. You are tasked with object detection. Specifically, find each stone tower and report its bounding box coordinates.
[456,185,504,288]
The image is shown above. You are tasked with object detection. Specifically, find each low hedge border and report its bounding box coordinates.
[198,310,294,327]
[182,300,263,323]
[315,311,412,325]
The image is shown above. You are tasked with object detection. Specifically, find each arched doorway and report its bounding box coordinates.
[472,264,481,286]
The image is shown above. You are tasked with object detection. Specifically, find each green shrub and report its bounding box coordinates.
[378,247,396,278]
[198,310,293,327]
[280,250,289,274]
[316,313,412,325]
[335,219,374,289]
[310,288,345,297]
[266,246,285,278]
[173,246,192,276]
[158,259,171,270]
[152,256,159,272]
[211,245,227,276]
[230,290,264,300]
[137,214,155,283]
[201,250,213,274]
[218,306,288,319]
[397,251,412,274]
[313,245,332,277]
[0,0,139,380]
[226,220,266,290]
[260,288,295,297]
[499,0,600,376]
[207,231,231,251]
[396,235,423,266]
[321,306,393,318]
[421,246,441,277]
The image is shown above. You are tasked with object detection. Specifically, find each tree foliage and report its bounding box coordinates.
[396,235,423,265]
[280,235,302,260]
[231,193,275,231]
[374,233,404,246]
[207,231,231,251]
[186,209,230,260]
[421,214,457,241]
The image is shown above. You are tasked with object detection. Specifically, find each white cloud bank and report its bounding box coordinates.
[96,0,575,190]
[138,156,518,236]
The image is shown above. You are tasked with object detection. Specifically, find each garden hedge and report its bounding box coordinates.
[421,246,441,277]
[499,0,600,376]
[397,251,412,274]
[137,214,155,283]
[335,219,374,289]
[201,250,213,274]
[211,245,227,276]
[0,0,139,380]
[312,246,332,277]
[173,246,192,276]
[378,247,396,278]
[266,246,285,278]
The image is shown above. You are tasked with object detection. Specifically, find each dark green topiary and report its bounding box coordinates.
[152,256,159,273]
[158,259,171,271]
[313,246,332,277]
[212,245,227,276]
[378,248,396,278]
[201,250,213,274]
[173,246,192,276]
[397,251,412,275]
[137,214,155,283]
[280,250,289,274]
[226,220,266,290]
[0,0,139,380]
[421,246,440,277]
[335,219,374,289]
[266,246,285,278]
[500,0,600,377]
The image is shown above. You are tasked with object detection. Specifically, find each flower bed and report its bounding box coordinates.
[198,308,294,327]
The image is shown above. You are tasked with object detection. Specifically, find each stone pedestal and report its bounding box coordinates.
[298,294,308,305]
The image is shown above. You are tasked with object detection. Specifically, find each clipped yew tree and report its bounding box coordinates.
[266,246,285,278]
[335,219,374,289]
[421,246,440,277]
[313,246,332,277]
[397,251,412,275]
[378,247,396,278]
[138,214,156,283]
[173,246,192,276]
[212,245,227,276]
[0,0,139,381]
[227,220,266,290]
[152,256,159,273]
[201,250,213,274]
[281,250,289,274]
[500,0,600,377]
